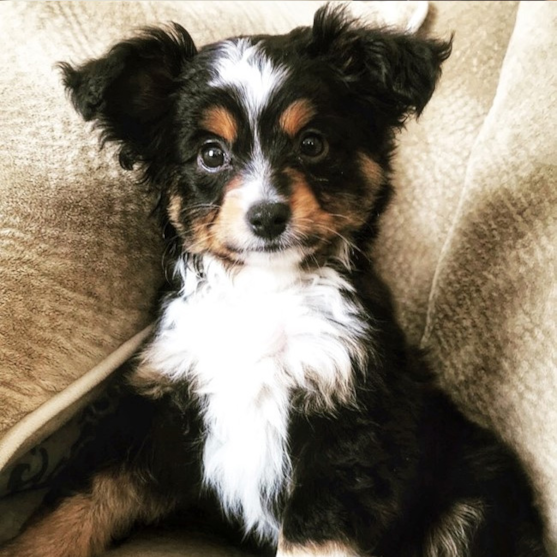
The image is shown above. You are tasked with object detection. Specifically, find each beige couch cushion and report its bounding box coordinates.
[375,1,520,343]
[377,2,557,550]
[419,2,557,551]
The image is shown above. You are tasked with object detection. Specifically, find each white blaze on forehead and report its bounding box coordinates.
[210,38,288,124]
[210,39,287,209]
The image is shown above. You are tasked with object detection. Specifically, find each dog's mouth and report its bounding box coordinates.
[222,238,312,262]
[225,242,285,255]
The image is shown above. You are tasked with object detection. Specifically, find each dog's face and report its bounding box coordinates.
[61,6,451,266]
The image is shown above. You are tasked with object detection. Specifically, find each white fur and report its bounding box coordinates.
[141,253,370,542]
[210,38,287,126]
[242,143,278,205]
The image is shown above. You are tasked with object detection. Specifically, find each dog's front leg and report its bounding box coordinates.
[0,465,175,557]
[276,411,412,557]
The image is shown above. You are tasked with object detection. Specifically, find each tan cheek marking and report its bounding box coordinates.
[212,176,249,247]
[167,193,185,232]
[279,99,317,137]
[213,195,246,243]
[287,168,335,237]
[188,211,219,254]
[187,176,246,258]
[358,153,384,190]
[223,175,243,193]
[201,106,238,143]
[307,153,384,234]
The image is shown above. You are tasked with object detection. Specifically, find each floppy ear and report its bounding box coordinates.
[59,23,197,169]
[310,5,452,127]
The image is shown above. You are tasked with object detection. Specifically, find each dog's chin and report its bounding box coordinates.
[219,237,314,267]
[214,235,345,269]
[242,247,308,268]
[220,245,306,269]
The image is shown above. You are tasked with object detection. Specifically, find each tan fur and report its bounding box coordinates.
[201,106,238,143]
[287,168,336,238]
[358,153,384,191]
[167,193,185,234]
[278,537,361,557]
[300,153,384,241]
[187,208,219,254]
[1,469,172,557]
[181,177,246,261]
[279,99,316,137]
[424,499,485,557]
[214,192,246,243]
[129,364,175,399]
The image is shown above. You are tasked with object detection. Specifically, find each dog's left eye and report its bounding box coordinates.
[198,142,228,171]
[298,131,328,160]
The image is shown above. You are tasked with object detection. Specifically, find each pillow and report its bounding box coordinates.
[418,3,557,550]
[374,1,520,343]
[377,2,557,549]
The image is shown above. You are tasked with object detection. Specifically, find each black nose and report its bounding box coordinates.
[246,201,291,240]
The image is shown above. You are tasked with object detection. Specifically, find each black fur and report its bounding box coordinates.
[3,6,547,557]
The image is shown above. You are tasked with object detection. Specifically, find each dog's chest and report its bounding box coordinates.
[149,264,367,540]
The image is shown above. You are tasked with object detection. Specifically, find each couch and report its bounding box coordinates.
[0,1,556,555]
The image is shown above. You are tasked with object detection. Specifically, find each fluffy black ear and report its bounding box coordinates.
[59,23,197,169]
[310,5,452,126]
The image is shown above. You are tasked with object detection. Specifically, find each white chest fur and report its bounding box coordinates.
[141,256,369,542]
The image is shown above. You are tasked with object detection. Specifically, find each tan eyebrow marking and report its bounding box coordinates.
[279,99,316,137]
[201,106,238,143]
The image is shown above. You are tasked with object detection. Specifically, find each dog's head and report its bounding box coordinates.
[61,5,451,268]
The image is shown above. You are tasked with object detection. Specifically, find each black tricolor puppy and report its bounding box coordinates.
[2,6,548,557]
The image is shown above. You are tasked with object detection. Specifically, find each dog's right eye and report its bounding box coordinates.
[198,142,228,172]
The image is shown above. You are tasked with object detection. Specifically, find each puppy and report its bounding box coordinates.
[1,6,548,557]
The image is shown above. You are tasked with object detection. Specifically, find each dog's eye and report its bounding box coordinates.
[299,131,328,160]
[198,142,228,171]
